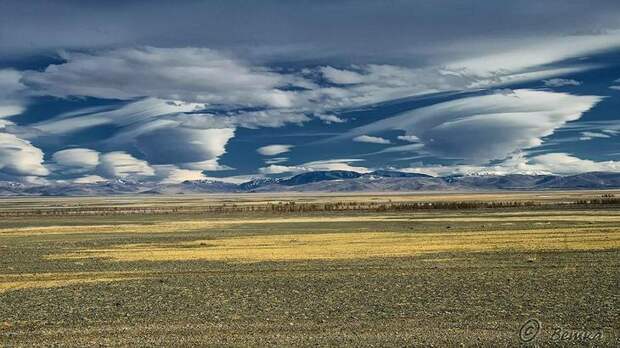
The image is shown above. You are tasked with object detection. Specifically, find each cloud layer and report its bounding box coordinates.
[24,47,296,108]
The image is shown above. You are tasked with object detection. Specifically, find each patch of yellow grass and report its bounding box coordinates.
[48,227,620,262]
[0,272,147,293]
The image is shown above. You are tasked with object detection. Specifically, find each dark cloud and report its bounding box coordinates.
[2,1,620,63]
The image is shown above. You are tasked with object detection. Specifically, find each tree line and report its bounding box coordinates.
[1,197,618,217]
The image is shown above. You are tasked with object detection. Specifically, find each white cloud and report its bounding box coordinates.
[302,159,370,173]
[0,105,24,119]
[315,113,345,124]
[34,98,206,135]
[265,157,288,164]
[306,64,593,114]
[543,78,581,87]
[181,159,232,171]
[446,32,620,77]
[259,158,369,174]
[402,152,620,176]
[353,135,391,144]
[24,47,297,108]
[320,66,365,84]
[52,148,100,168]
[0,133,48,176]
[348,89,602,163]
[306,65,454,109]
[528,153,620,174]
[0,119,14,129]
[257,144,294,156]
[579,131,611,141]
[96,152,154,178]
[202,175,259,185]
[258,165,293,174]
[397,135,420,143]
[153,165,206,184]
[0,69,26,118]
[223,110,309,129]
[0,69,24,96]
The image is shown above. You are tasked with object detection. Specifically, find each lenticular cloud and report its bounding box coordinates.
[349,89,603,163]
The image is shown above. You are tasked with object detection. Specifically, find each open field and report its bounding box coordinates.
[1,191,619,346]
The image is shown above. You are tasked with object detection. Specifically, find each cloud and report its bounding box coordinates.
[52,148,100,168]
[257,144,294,156]
[181,159,232,171]
[33,98,237,170]
[0,71,49,177]
[153,165,206,184]
[446,32,620,77]
[204,175,262,185]
[265,157,288,164]
[0,119,14,129]
[3,1,620,64]
[555,120,620,135]
[353,135,391,144]
[0,133,48,176]
[134,127,234,165]
[401,152,620,176]
[315,113,345,124]
[305,63,594,114]
[224,110,309,129]
[34,98,206,135]
[529,153,620,174]
[309,64,461,109]
[397,135,420,143]
[370,143,426,155]
[0,69,26,118]
[96,152,154,178]
[347,89,602,163]
[320,66,365,84]
[23,47,297,108]
[579,131,612,140]
[0,69,25,96]
[259,159,369,174]
[543,78,581,87]
[257,165,291,174]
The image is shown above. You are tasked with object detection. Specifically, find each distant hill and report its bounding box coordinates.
[279,170,362,186]
[362,170,432,178]
[1,171,620,196]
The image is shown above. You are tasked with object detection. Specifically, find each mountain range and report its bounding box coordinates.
[1,171,620,196]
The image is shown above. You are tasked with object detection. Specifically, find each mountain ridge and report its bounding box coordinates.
[1,171,620,196]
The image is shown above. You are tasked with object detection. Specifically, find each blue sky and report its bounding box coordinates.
[1,0,620,184]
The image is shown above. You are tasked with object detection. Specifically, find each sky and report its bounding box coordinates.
[1,0,620,185]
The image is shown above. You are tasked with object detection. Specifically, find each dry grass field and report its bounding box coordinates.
[0,191,619,346]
